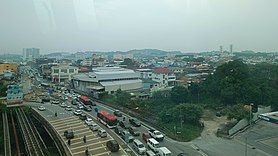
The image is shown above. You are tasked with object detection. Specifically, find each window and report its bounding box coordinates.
[69,69,74,73]
[61,69,67,73]
[54,69,59,73]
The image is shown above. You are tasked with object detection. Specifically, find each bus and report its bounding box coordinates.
[79,96,92,105]
[97,111,118,128]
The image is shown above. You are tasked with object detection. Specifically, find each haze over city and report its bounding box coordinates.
[1,0,278,54]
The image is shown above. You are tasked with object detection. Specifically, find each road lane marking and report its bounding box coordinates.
[71,137,99,146]
[77,130,93,135]
[70,139,112,151]
[50,116,78,123]
[73,127,91,133]
[52,120,81,127]
[72,146,107,155]
[93,151,110,156]
[55,122,83,130]
[64,133,98,141]
[58,125,86,132]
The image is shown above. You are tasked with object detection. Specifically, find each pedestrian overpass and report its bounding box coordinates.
[258,111,278,124]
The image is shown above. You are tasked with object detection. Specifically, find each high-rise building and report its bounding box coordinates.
[230,44,233,53]
[22,48,40,61]
[220,45,223,53]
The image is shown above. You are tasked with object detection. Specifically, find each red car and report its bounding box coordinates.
[142,133,151,142]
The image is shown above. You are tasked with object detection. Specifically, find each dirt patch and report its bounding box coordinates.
[201,109,230,136]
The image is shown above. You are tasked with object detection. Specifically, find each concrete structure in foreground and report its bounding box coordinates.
[72,67,143,98]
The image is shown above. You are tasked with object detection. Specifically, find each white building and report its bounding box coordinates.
[152,68,176,87]
[23,48,40,61]
[113,53,133,60]
[72,67,143,97]
[51,65,78,83]
[81,58,92,66]
[135,69,153,79]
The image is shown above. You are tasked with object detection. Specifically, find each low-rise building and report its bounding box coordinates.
[72,67,143,98]
[152,68,176,87]
[51,65,79,83]
[0,63,18,73]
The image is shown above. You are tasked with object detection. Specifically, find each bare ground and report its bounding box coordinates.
[201,109,230,137]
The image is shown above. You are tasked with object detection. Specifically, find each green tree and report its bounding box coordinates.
[115,89,131,107]
[170,86,188,104]
[226,104,249,121]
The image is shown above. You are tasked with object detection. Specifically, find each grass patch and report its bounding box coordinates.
[158,121,203,142]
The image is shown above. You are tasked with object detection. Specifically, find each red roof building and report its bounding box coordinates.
[153,68,171,73]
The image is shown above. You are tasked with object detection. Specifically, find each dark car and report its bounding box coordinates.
[129,118,141,127]
[79,114,87,120]
[106,140,119,152]
[84,106,92,112]
[178,153,188,156]
[114,126,124,135]
[113,110,123,117]
[64,130,74,139]
[128,127,140,136]
[119,121,131,129]
[142,133,151,142]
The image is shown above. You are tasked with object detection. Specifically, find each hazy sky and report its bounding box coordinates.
[1,0,278,54]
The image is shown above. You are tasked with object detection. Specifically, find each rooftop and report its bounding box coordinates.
[153,68,171,73]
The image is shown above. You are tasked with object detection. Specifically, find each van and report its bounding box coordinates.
[147,138,159,152]
[157,147,171,156]
[133,139,146,155]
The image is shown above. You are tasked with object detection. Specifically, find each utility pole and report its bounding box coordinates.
[245,103,253,156]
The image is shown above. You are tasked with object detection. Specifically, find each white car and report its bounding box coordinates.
[65,106,72,111]
[73,110,82,115]
[38,106,45,111]
[85,118,94,125]
[77,104,84,110]
[60,103,67,108]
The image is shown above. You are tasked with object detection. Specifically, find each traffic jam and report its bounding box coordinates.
[41,89,172,156]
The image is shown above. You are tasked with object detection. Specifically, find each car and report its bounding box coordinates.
[51,100,59,104]
[106,140,120,152]
[98,129,107,138]
[178,153,188,156]
[142,133,151,142]
[64,130,74,139]
[133,139,146,155]
[73,110,82,116]
[114,126,124,135]
[85,118,94,125]
[129,118,141,127]
[146,150,156,156]
[65,106,72,111]
[113,110,123,117]
[128,127,140,136]
[84,106,92,112]
[71,100,78,105]
[60,103,67,108]
[38,106,45,111]
[77,104,84,110]
[89,123,99,131]
[119,121,131,129]
[79,114,87,120]
[121,130,134,143]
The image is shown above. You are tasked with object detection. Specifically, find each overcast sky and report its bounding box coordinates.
[1,0,278,54]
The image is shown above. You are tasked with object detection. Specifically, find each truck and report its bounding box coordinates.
[148,129,164,141]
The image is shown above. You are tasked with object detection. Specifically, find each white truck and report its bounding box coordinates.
[148,129,164,141]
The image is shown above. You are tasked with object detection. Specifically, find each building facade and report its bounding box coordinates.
[72,67,143,98]
[23,48,40,61]
[6,84,23,107]
[152,68,176,87]
[51,65,79,83]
